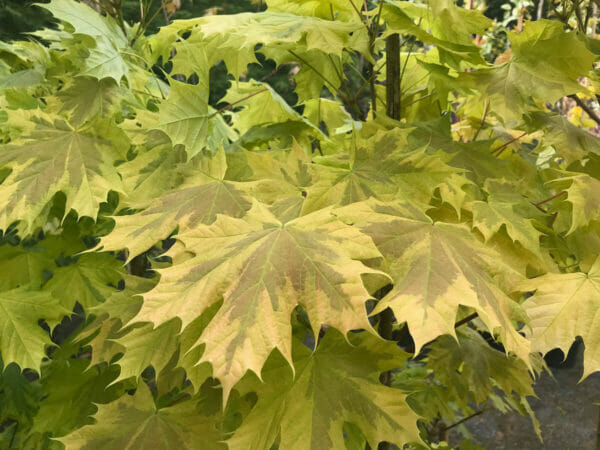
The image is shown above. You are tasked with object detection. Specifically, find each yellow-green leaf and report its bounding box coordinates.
[227,330,421,450]
[58,383,226,450]
[336,199,531,364]
[0,288,65,371]
[518,257,600,379]
[137,203,383,396]
[0,117,127,234]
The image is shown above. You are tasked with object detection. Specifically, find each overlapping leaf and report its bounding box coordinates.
[0,288,64,371]
[0,116,127,234]
[55,77,122,126]
[427,328,538,405]
[547,173,600,234]
[265,0,363,22]
[136,203,383,396]
[466,20,595,117]
[471,181,544,259]
[222,81,321,137]
[156,78,210,157]
[30,357,121,439]
[98,148,256,259]
[43,252,127,310]
[59,383,225,449]
[381,0,491,66]
[305,128,470,213]
[42,0,131,82]
[517,257,600,379]
[152,12,368,77]
[227,331,421,450]
[335,199,531,363]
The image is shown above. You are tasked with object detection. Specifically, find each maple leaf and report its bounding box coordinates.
[136,203,383,397]
[241,141,315,221]
[0,243,54,291]
[42,0,127,47]
[116,135,187,205]
[42,0,130,83]
[427,0,492,43]
[74,277,153,368]
[150,11,369,84]
[427,328,538,406]
[156,78,210,158]
[426,328,542,437]
[30,357,121,438]
[304,128,469,213]
[87,275,152,324]
[0,362,41,425]
[227,330,421,450]
[6,0,600,445]
[43,252,127,310]
[302,98,355,136]
[381,1,490,67]
[98,148,255,259]
[244,141,314,190]
[55,77,122,126]
[262,47,350,103]
[0,288,65,371]
[265,0,364,22]
[59,383,226,449]
[0,116,127,234]
[222,81,321,137]
[175,302,220,390]
[110,320,180,383]
[547,173,600,234]
[517,257,600,379]
[390,367,454,422]
[471,181,544,259]
[335,199,531,363]
[466,20,594,117]
[524,112,600,163]
[79,35,132,82]
[75,317,124,369]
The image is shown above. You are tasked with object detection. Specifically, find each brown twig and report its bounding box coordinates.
[548,211,558,228]
[533,190,567,207]
[161,0,171,25]
[165,393,191,408]
[386,33,401,120]
[472,99,489,141]
[490,131,528,156]
[442,409,487,432]
[568,94,600,126]
[208,88,269,118]
[362,0,371,27]
[455,312,478,328]
[287,50,339,94]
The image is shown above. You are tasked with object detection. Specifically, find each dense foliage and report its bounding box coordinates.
[0,0,599,448]
[0,0,259,41]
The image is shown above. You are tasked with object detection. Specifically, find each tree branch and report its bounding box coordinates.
[208,88,269,118]
[533,190,567,207]
[490,132,528,156]
[386,33,401,120]
[455,312,478,328]
[569,94,600,126]
[442,409,487,432]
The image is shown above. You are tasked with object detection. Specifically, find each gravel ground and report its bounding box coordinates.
[453,345,600,449]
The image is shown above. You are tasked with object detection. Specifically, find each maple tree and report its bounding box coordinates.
[0,0,600,448]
